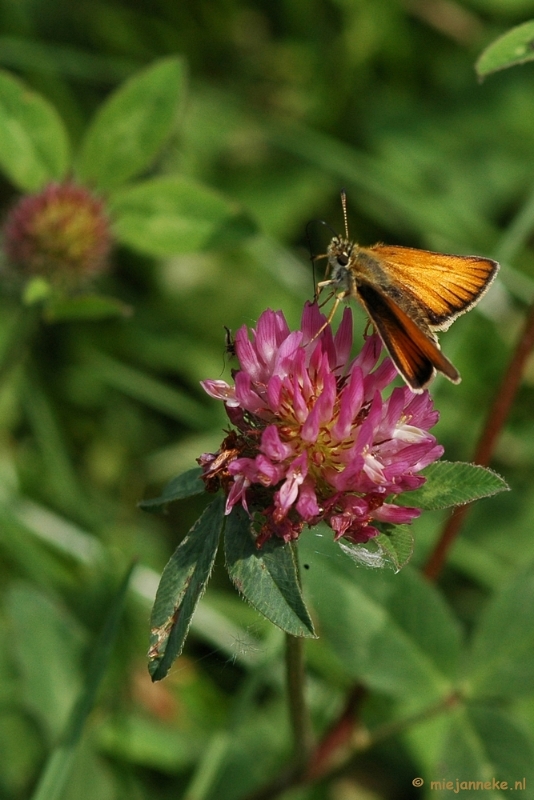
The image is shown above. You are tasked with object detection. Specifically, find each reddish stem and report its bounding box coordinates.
[305,686,366,782]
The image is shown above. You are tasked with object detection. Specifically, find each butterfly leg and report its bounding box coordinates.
[315,275,337,302]
[310,291,346,341]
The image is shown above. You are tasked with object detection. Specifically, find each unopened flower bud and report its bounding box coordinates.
[3,182,112,287]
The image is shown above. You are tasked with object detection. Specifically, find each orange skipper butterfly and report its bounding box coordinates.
[316,192,499,392]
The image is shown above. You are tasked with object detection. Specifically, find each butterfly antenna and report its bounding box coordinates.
[340,188,350,239]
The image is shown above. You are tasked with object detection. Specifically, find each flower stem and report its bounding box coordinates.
[285,631,313,769]
[244,632,313,800]
[424,297,534,581]
[0,305,40,388]
[284,541,313,768]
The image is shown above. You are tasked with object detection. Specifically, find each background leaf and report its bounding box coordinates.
[76,57,186,191]
[109,175,257,256]
[30,564,134,800]
[0,70,70,191]
[139,467,205,512]
[476,20,534,78]
[6,584,84,742]
[83,350,212,428]
[301,533,461,699]
[465,562,534,699]
[431,706,534,791]
[44,295,132,322]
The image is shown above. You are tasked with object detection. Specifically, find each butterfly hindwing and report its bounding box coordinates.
[356,282,461,391]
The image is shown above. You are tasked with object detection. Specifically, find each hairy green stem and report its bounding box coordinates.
[285,632,313,768]
[243,632,312,800]
[285,541,313,768]
[0,305,40,388]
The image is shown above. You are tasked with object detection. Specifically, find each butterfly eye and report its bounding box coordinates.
[337,253,349,266]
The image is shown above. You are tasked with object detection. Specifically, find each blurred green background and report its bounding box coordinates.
[1,0,534,798]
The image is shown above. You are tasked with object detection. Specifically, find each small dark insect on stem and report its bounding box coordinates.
[223,325,236,358]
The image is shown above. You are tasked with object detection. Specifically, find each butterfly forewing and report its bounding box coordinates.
[367,245,499,330]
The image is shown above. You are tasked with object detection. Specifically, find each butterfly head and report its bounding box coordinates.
[327,236,356,290]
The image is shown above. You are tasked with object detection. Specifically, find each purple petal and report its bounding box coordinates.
[254,454,286,485]
[333,307,353,370]
[291,372,308,423]
[200,379,238,406]
[261,425,294,461]
[372,357,400,392]
[235,326,262,381]
[228,457,260,480]
[354,334,382,374]
[326,455,364,491]
[301,301,327,343]
[384,387,407,430]
[412,444,444,471]
[273,331,304,378]
[275,452,308,517]
[301,372,336,442]
[404,391,440,429]
[332,365,364,440]
[234,372,265,414]
[372,503,421,524]
[342,524,380,543]
[255,309,290,368]
[266,374,283,411]
[296,479,321,520]
[225,474,250,514]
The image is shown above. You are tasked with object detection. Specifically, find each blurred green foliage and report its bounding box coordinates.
[0,1,534,798]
